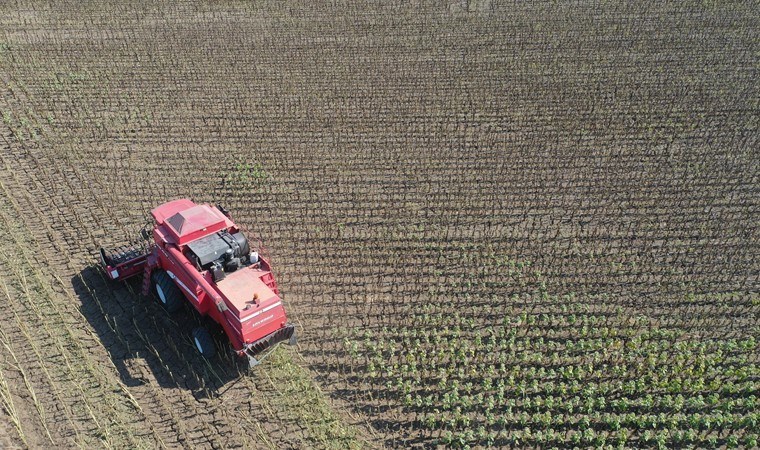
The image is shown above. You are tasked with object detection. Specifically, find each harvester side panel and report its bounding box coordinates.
[162,244,245,351]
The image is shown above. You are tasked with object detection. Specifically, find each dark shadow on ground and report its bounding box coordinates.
[72,265,249,399]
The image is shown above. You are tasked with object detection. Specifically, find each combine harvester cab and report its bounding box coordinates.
[100,199,296,367]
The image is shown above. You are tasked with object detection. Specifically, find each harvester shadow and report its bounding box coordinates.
[73,266,248,399]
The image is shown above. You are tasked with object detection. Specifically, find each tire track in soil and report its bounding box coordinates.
[0,101,122,448]
[0,180,150,447]
[0,137,165,448]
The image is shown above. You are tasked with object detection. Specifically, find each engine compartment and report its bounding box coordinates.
[185,230,252,280]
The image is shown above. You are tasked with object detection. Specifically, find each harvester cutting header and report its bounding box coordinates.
[99,199,296,366]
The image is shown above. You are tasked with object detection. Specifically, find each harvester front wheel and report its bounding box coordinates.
[192,327,216,358]
[151,270,183,313]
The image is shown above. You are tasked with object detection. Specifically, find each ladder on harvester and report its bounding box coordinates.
[141,253,157,296]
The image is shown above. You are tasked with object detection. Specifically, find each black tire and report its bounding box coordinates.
[192,327,216,359]
[151,270,183,313]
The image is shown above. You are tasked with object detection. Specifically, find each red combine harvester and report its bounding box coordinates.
[99,199,296,367]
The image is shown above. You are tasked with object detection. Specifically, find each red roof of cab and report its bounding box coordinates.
[151,199,233,245]
[151,199,196,225]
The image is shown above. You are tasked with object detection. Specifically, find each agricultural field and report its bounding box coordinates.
[0,0,758,448]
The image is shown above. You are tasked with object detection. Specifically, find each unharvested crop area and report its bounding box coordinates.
[0,1,758,448]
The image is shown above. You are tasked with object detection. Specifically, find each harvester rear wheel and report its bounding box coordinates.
[151,270,183,313]
[192,327,216,358]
